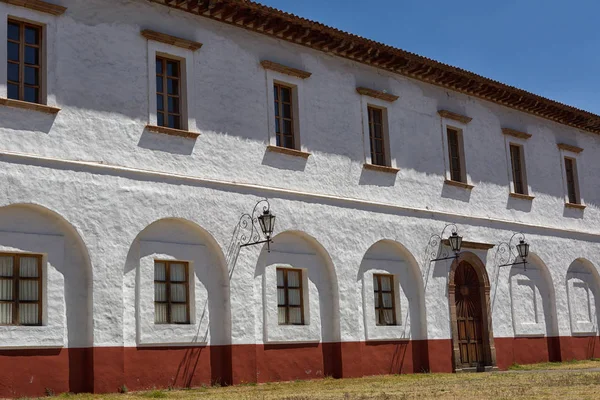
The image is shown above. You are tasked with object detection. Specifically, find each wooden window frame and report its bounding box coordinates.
[509,143,527,195]
[367,106,388,167]
[273,82,296,150]
[155,56,182,130]
[7,18,43,104]
[447,127,466,183]
[154,260,191,325]
[277,267,304,325]
[564,157,581,205]
[0,252,43,326]
[373,273,397,326]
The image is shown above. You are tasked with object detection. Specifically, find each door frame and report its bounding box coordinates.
[448,251,497,371]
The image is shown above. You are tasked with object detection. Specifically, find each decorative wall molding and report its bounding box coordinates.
[0,98,60,114]
[438,110,472,124]
[356,87,399,102]
[145,125,200,139]
[1,0,66,15]
[502,128,532,140]
[444,179,474,190]
[509,193,535,201]
[363,163,399,174]
[557,143,583,154]
[260,60,311,79]
[266,145,311,159]
[141,29,203,51]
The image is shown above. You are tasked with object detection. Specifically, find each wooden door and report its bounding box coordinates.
[454,262,484,368]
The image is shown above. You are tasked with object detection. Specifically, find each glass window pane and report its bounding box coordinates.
[278,306,286,324]
[166,61,179,77]
[156,95,164,111]
[382,293,393,308]
[0,257,13,277]
[25,46,39,65]
[168,97,179,114]
[154,262,166,281]
[19,280,38,301]
[171,304,187,323]
[276,269,284,287]
[156,59,163,74]
[170,283,186,302]
[277,288,285,306]
[282,104,292,119]
[170,263,186,282]
[8,22,20,41]
[157,112,164,127]
[0,303,12,324]
[287,270,300,287]
[281,87,291,103]
[274,102,279,117]
[273,85,279,101]
[155,303,167,324]
[383,310,395,325]
[374,292,379,308]
[288,289,301,306]
[275,119,280,134]
[373,276,379,291]
[7,83,18,100]
[283,136,294,149]
[283,120,292,135]
[154,282,166,302]
[7,63,19,82]
[168,115,180,130]
[289,308,302,324]
[20,257,39,278]
[24,66,38,85]
[156,76,163,93]
[380,276,392,291]
[167,78,179,95]
[19,303,38,325]
[24,86,39,103]
[8,42,19,62]
[25,27,39,45]
[0,280,13,301]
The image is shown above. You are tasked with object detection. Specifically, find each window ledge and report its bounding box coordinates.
[363,163,399,174]
[145,125,200,139]
[565,203,586,210]
[509,193,535,201]
[266,145,311,159]
[444,179,474,190]
[0,98,60,114]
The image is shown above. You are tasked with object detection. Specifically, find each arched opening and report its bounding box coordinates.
[565,258,600,359]
[449,252,496,371]
[124,218,230,389]
[508,252,560,363]
[255,230,340,381]
[0,203,93,396]
[357,239,427,375]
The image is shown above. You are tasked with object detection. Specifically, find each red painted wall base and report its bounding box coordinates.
[1,336,598,398]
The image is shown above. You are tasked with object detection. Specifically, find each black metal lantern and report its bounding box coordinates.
[258,209,276,240]
[516,239,529,259]
[448,231,463,254]
[236,199,276,252]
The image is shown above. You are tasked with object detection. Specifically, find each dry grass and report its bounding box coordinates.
[508,358,600,371]
[34,361,600,400]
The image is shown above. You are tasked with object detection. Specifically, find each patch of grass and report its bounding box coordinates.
[140,390,167,398]
[508,359,600,371]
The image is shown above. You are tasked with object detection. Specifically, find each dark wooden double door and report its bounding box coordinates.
[454,262,485,368]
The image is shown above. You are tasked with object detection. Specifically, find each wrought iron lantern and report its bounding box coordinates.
[496,232,530,270]
[428,224,464,262]
[237,199,276,252]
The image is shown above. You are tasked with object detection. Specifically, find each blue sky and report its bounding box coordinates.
[258,0,600,114]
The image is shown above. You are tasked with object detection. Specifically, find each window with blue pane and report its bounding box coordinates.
[7,20,42,104]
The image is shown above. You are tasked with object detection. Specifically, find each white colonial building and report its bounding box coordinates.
[1,0,600,396]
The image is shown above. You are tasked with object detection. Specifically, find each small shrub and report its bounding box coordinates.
[118,384,128,394]
[44,388,55,397]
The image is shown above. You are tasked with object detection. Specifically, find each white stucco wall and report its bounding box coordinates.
[0,0,599,351]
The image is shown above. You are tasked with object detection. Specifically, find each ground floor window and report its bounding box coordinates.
[277,267,304,325]
[373,273,396,326]
[0,253,42,326]
[154,260,190,324]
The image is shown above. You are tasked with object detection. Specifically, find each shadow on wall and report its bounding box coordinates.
[261,149,308,171]
[358,168,397,187]
[0,106,57,133]
[137,130,197,155]
[506,196,533,213]
[440,183,471,203]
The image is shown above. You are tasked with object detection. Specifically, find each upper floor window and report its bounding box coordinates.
[277,267,303,325]
[564,157,581,205]
[373,273,396,326]
[154,260,190,324]
[510,144,527,195]
[7,19,42,104]
[0,253,42,326]
[155,56,182,129]
[447,127,466,183]
[368,106,387,166]
[273,83,295,149]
